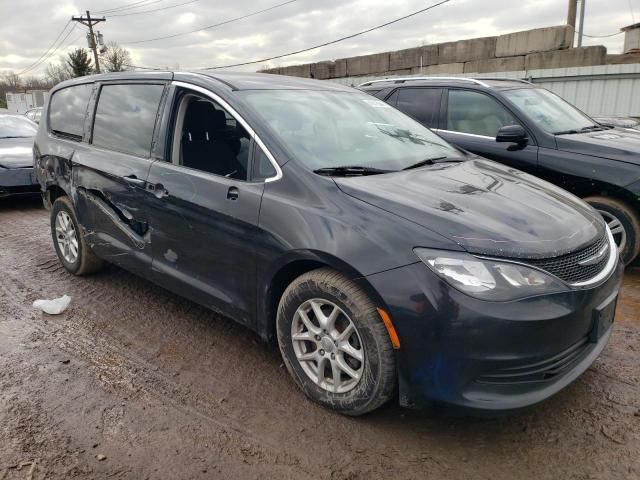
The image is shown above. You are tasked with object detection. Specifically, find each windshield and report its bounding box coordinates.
[0,115,38,138]
[502,87,596,134]
[240,90,460,171]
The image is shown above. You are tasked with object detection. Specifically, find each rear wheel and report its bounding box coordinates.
[585,196,640,265]
[51,196,105,275]
[276,268,396,416]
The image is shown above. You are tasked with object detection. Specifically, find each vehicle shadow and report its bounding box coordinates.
[0,194,43,211]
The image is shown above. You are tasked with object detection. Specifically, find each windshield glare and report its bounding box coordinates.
[502,87,595,134]
[241,90,460,171]
[0,115,38,138]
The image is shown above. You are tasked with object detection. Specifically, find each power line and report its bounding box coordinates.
[583,31,623,38]
[18,20,71,75]
[20,23,78,76]
[122,0,297,44]
[107,0,198,17]
[569,25,624,39]
[201,0,452,70]
[125,0,452,72]
[628,0,636,24]
[94,0,164,14]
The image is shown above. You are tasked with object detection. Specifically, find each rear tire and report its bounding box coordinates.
[51,196,105,275]
[585,196,640,266]
[276,268,396,416]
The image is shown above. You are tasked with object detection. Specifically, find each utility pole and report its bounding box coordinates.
[577,0,586,47]
[567,0,578,28]
[71,11,106,73]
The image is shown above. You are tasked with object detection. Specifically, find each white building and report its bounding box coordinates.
[5,90,48,114]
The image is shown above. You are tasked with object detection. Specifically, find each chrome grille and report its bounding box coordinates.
[522,234,609,284]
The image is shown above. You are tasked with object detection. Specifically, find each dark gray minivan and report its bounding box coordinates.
[34,71,623,415]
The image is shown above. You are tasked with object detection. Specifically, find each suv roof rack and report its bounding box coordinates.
[357,76,491,88]
[474,77,533,85]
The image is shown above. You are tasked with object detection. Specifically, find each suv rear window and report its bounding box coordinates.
[92,83,164,158]
[48,84,93,141]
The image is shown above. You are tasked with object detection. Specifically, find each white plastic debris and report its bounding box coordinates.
[32,295,71,315]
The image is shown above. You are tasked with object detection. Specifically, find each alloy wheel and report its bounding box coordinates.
[291,299,365,393]
[55,210,79,264]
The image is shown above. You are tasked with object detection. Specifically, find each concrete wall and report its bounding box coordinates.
[525,46,607,70]
[495,26,573,57]
[259,25,616,80]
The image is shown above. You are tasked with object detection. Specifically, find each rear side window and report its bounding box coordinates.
[48,84,93,141]
[395,88,443,128]
[92,83,164,158]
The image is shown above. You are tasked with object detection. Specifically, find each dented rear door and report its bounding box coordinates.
[73,81,167,276]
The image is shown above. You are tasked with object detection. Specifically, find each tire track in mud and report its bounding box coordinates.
[0,205,320,476]
[0,263,317,476]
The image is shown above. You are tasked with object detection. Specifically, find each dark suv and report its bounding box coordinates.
[359,77,640,265]
[34,71,622,415]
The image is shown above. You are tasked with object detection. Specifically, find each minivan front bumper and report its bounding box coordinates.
[365,256,624,413]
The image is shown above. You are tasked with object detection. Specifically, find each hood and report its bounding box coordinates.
[0,136,34,168]
[334,159,604,259]
[555,127,640,164]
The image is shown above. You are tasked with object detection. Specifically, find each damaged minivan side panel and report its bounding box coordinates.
[71,81,166,275]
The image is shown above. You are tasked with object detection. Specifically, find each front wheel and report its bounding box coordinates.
[277,268,396,416]
[585,196,640,266]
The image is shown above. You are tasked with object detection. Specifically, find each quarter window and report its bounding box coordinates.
[395,88,443,128]
[447,90,516,137]
[92,83,164,157]
[48,84,93,141]
[251,144,276,181]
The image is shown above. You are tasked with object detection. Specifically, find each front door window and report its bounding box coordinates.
[447,90,517,137]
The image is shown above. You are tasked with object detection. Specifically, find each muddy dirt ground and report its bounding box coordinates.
[0,196,639,480]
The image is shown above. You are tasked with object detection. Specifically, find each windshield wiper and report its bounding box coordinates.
[313,166,394,176]
[554,125,606,135]
[402,156,464,171]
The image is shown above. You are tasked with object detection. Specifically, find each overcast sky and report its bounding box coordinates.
[0,0,637,77]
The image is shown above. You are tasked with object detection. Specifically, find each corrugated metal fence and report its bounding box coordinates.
[327,63,640,117]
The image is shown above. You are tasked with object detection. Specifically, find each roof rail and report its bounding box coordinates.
[474,77,533,84]
[357,76,491,88]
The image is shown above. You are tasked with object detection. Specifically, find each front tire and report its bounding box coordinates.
[277,268,396,416]
[51,196,105,275]
[585,196,640,265]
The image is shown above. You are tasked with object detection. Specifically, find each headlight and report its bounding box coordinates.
[414,248,568,301]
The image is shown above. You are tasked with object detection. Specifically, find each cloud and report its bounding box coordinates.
[0,0,635,76]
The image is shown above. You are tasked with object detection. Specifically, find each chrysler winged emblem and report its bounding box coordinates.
[577,242,610,266]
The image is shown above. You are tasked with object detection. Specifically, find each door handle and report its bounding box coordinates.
[123,175,146,188]
[227,186,239,200]
[150,183,169,199]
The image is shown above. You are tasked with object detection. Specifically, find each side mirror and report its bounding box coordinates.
[496,124,528,144]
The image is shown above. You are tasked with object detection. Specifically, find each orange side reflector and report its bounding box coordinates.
[377,307,401,349]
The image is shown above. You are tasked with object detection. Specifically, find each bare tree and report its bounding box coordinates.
[100,42,132,72]
[45,60,73,85]
[23,75,52,90]
[2,72,22,90]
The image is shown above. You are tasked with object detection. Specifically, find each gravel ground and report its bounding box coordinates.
[1,196,639,480]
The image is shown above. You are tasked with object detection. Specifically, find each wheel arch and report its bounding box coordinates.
[257,250,388,344]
